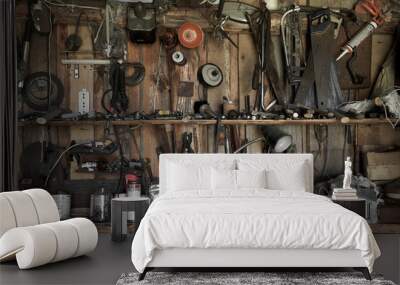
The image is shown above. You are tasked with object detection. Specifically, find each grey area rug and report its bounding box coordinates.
[116,272,396,285]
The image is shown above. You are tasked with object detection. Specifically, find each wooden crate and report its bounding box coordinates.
[364,151,400,181]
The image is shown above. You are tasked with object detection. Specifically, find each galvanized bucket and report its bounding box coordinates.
[52,194,71,220]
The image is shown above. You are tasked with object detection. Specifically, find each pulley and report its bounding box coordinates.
[197,63,223,88]
[171,51,186,66]
[177,22,204,49]
[159,29,178,50]
[22,72,64,111]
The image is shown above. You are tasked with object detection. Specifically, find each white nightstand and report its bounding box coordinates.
[111,196,150,242]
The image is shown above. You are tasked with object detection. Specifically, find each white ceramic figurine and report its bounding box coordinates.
[343,156,352,189]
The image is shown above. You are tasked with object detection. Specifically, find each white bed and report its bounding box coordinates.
[131,154,380,280]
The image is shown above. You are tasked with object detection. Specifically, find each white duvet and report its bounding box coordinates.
[131,190,380,273]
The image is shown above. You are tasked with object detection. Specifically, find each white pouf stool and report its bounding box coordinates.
[0,189,98,269]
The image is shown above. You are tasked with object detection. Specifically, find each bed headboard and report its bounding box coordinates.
[159,154,314,194]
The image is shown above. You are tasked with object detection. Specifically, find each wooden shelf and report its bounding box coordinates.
[18,118,395,127]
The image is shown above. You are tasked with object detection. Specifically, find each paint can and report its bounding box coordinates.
[126,174,141,198]
[52,194,71,220]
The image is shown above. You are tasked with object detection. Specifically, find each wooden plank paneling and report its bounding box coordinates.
[367,165,400,181]
[357,125,400,146]
[229,34,239,108]
[238,33,256,111]
[19,2,399,183]
[127,41,142,113]
[142,41,162,174]
[206,36,228,112]
[366,152,400,166]
[206,35,237,153]
[70,124,95,180]
[238,33,262,153]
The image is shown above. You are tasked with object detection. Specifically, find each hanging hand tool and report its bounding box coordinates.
[31,0,51,35]
[19,12,34,94]
[102,62,129,114]
[355,0,384,25]
[336,21,378,61]
[219,1,258,23]
[247,10,266,111]
[224,126,231,153]
[211,15,238,48]
[176,81,194,114]
[22,17,33,69]
[65,12,83,52]
[281,5,305,103]
[337,0,384,61]
[247,6,284,110]
[330,13,343,39]
[181,132,194,153]
[295,9,343,111]
[155,125,172,154]
[214,118,227,153]
[340,16,367,86]
[370,25,400,98]
[222,124,240,152]
[281,5,302,83]
[346,51,365,85]
[211,0,255,47]
[166,124,176,153]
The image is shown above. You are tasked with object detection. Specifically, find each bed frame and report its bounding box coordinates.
[139,154,372,281]
[139,248,371,280]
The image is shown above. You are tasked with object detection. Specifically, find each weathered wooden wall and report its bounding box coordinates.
[16,0,400,185]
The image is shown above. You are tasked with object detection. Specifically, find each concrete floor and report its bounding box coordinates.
[0,234,134,285]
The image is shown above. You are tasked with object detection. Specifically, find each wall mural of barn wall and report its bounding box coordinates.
[15,0,400,186]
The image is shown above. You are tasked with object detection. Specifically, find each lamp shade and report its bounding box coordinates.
[262,126,293,153]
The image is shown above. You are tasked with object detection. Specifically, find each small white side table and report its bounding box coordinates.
[111,196,150,242]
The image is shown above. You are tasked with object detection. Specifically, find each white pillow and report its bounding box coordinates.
[211,168,237,190]
[237,158,309,192]
[266,165,307,191]
[167,163,211,191]
[236,169,267,189]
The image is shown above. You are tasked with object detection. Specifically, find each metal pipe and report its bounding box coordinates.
[61,59,123,65]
